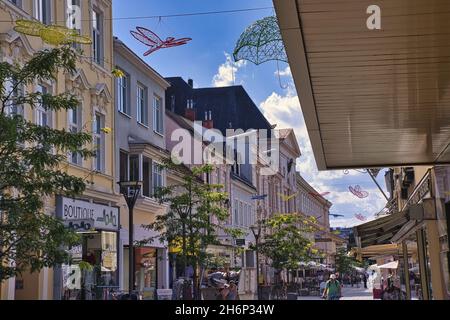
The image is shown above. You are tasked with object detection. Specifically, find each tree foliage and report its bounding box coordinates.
[141,161,243,299]
[0,47,93,282]
[258,213,319,272]
[334,247,361,275]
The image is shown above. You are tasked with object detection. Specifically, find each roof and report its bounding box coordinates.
[164,77,273,135]
[274,0,450,170]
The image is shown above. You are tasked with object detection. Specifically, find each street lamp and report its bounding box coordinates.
[250,221,263,300]
[118,180,142,295]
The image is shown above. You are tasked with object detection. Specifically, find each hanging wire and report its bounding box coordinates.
[0,6,274,23]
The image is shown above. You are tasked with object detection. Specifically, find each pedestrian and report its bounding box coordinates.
[322,274,342,300]
[363,273,368,289]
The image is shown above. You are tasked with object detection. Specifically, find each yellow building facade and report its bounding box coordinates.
[0,0,118,300]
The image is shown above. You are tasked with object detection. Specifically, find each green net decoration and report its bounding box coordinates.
[233,16,287,65]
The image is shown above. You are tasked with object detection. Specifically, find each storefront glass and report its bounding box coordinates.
[62,231,119,300]
[135,247,157,300]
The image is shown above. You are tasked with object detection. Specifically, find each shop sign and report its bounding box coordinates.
[407,173,431,207]
[58,197,119,231]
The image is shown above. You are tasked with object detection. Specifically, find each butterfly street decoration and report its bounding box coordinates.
[355,213,367,221]
[14,20,92,45]
[277,192,298,202]
[349,185,369,198]
[130,27,192,56]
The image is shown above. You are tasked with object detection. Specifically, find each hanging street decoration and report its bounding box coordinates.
[355,213,367,221]
[329,214,344,218]
[130,27,192,56]
[233,16,287,65]
[308,191,330,200]
[14,20,92,45]
[278,192,298,202]
[349,185,369,198]
[251,194,268,200]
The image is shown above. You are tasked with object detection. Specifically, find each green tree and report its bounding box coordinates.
[258,213,318,282]
[0,47,94,282]
[141,161,243,300]
[334,247,361,275]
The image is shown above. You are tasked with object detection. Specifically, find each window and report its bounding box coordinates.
[4,78,24,116]
[129,155,139,181]
[137,84,148,126]
[243,204,248,226]
[152,163,164,193]
[8,0,22,8]
[119,151,129,182]
[234,200,239,226]
[92,8,103,65]
[117,71,129,115]
[239,202,243,226]
[170,95,175,111]
[68,106,82,165]
[93,113,105,172]
[67,0,82,49]
[34,0,51,25]
[36,84,51,127]
[153,95,163,134]
[142,157,151,197]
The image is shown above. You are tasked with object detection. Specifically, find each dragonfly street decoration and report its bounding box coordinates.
[277,192,298,202]
[355,213,367,221]
[329,213,345,218]
[308,191,330,200]
[349,185,369,199]
[130,27,192,56]
[14,20,92,45]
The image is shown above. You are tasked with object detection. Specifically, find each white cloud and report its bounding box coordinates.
[258,70,388,228]
[212,53,246,87]
[274,66,292,77]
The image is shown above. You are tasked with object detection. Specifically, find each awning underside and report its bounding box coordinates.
[275,0,450,169]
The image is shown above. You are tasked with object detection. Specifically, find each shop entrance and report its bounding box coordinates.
[61,231,118,300]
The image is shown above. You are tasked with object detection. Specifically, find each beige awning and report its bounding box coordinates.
[274,0,450,170]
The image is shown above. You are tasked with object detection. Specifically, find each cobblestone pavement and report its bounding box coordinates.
[297,284,374,300]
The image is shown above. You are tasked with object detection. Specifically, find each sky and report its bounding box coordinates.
[112,0,390,228]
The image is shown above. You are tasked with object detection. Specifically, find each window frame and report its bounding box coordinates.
[93,112,105,172]
[34,0,52,25]
[153,94,164,135]
[152,161,165,194]
[92,7,104,66]
[68,104,82,165]
[136,83,148,127]
[116,69,130,116]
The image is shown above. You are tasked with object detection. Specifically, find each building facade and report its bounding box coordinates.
[0,0,117,300]
[113,38,171,299]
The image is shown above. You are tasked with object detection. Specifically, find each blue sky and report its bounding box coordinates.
[112,0,389,227]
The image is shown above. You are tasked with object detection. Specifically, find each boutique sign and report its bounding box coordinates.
[57,197,119,231]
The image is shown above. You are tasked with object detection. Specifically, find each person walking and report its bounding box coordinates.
[322,274,342,300]
[363,273,368,289]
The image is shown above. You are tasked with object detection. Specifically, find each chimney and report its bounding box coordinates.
[184,98,195,121]
[188,79,194,88]
[203,110,213,129]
